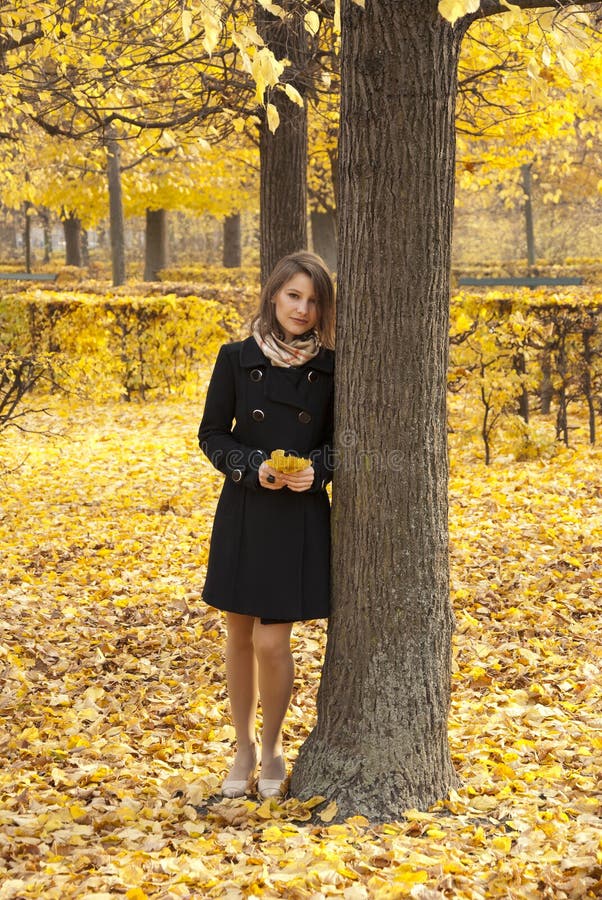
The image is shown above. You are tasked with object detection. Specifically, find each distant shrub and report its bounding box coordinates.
[0,289,241,402]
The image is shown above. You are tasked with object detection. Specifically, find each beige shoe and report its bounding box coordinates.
[221,745,257,798]
[221,772,256,799]
[257,777,286,800]
[257,756,287,800]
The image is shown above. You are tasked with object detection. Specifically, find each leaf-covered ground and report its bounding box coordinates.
[0,397,600,900]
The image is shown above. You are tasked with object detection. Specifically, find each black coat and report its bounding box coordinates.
[198,335,335,621]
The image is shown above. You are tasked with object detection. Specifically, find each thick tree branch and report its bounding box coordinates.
[0,27,44,53]
[473,0,602,19]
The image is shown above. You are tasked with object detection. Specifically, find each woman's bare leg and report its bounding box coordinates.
[224,612,258,780]
[253,621,294,781]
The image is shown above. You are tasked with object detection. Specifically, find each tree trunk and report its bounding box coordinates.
[257,2,309,285]
[329,148,340,223]
[63,211,83,267]
[81,229,90,267]
[540,349,553,414]
[555,331,569,446]
[290,0,462,821]
[144,208,168,281]
[24,202,32,273]
[223,213,242,268]
[522,163,536,268]
[310,209,337,273]
[514,352,529,422]
[106,134,127,287]
[581,327,596,445]
[40,208,52,263]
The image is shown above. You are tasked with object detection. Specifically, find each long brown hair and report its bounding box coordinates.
[250,252,335,350]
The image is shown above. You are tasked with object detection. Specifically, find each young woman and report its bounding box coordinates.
[198,251,335,800]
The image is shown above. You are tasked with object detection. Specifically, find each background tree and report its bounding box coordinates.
[254,2,319,282]
[1,0,326,283]
[125,141,259,279]
[454,10,602,262]
[1,0,259,282]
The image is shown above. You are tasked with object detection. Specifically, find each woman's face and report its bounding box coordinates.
[272,272,319,343]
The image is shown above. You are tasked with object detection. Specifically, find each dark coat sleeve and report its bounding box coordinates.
[198,345,265,491]
[307,387,335,493]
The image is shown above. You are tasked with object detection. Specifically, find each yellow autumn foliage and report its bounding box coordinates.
[268,449,312,473]
[4,277,599,461]
[449,286,602,462]
[1,289,241,401]
[0,387,600,899]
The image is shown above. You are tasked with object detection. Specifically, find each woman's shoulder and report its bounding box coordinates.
[217,336,265,367]
[217,340,243,356]
[310,345,334,373]
[216,336,254,357]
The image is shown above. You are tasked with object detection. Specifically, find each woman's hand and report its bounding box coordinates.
[282,465,315,493]
[259,461,286,490]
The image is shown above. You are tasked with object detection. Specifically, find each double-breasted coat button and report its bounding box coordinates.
[252,409,265,422]
[250,368,263,382]
[231,469,243,483]
[307,370,319,383]
[298,410,312,424]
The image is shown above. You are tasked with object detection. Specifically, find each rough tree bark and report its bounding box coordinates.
[144,208,168,282]
[62,211,83,267]
[106,133,127,287]
[257,1,310,285]
[223,213,242,268]
[290,0,465,820]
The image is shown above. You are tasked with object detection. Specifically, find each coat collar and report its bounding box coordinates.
[239,335,334,374]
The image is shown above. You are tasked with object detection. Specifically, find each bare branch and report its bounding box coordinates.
[104,105,226,130]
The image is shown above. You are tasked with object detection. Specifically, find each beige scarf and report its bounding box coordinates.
[252,325,321,368]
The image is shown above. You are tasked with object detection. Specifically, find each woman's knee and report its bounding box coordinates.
[226,612,255,650]
[252,622,293,664]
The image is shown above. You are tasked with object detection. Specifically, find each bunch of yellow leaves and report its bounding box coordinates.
[268,449,312,473]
